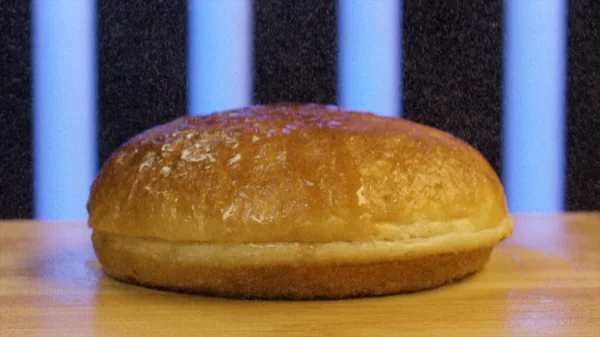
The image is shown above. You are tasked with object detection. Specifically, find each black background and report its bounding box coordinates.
[1,0,598,218]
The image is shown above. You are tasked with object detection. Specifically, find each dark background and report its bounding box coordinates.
[1,0,598,218]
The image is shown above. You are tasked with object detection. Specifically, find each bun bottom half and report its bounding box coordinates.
[92,219,510,300]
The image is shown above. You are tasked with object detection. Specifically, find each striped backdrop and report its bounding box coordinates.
[1,0,598,220]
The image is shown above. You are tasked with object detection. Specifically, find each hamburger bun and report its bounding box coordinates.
[87,103,512,299]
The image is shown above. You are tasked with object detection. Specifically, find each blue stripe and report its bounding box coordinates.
[33,0,97,220]
[188,0,253,116]
[337,0,402,117]
[503,0,567,212]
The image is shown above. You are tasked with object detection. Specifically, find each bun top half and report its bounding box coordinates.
[87,103,510,243]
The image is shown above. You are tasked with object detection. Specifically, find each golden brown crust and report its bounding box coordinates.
[92,230,494,300]
[87,103,509,243]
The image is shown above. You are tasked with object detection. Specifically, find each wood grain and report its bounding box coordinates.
[1,214,599,337]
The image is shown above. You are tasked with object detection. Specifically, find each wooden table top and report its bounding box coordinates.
[1,213,599,337]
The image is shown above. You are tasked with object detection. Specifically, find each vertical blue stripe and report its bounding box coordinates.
[188,0,253,116]
[337,0,402,117]
[32,0,97,220]
[503,0,567,212]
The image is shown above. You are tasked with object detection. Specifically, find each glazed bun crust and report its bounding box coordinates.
[87,103,512,299]
[88,103,509,243]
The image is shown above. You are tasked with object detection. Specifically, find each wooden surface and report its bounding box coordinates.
[1,214,599,337]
